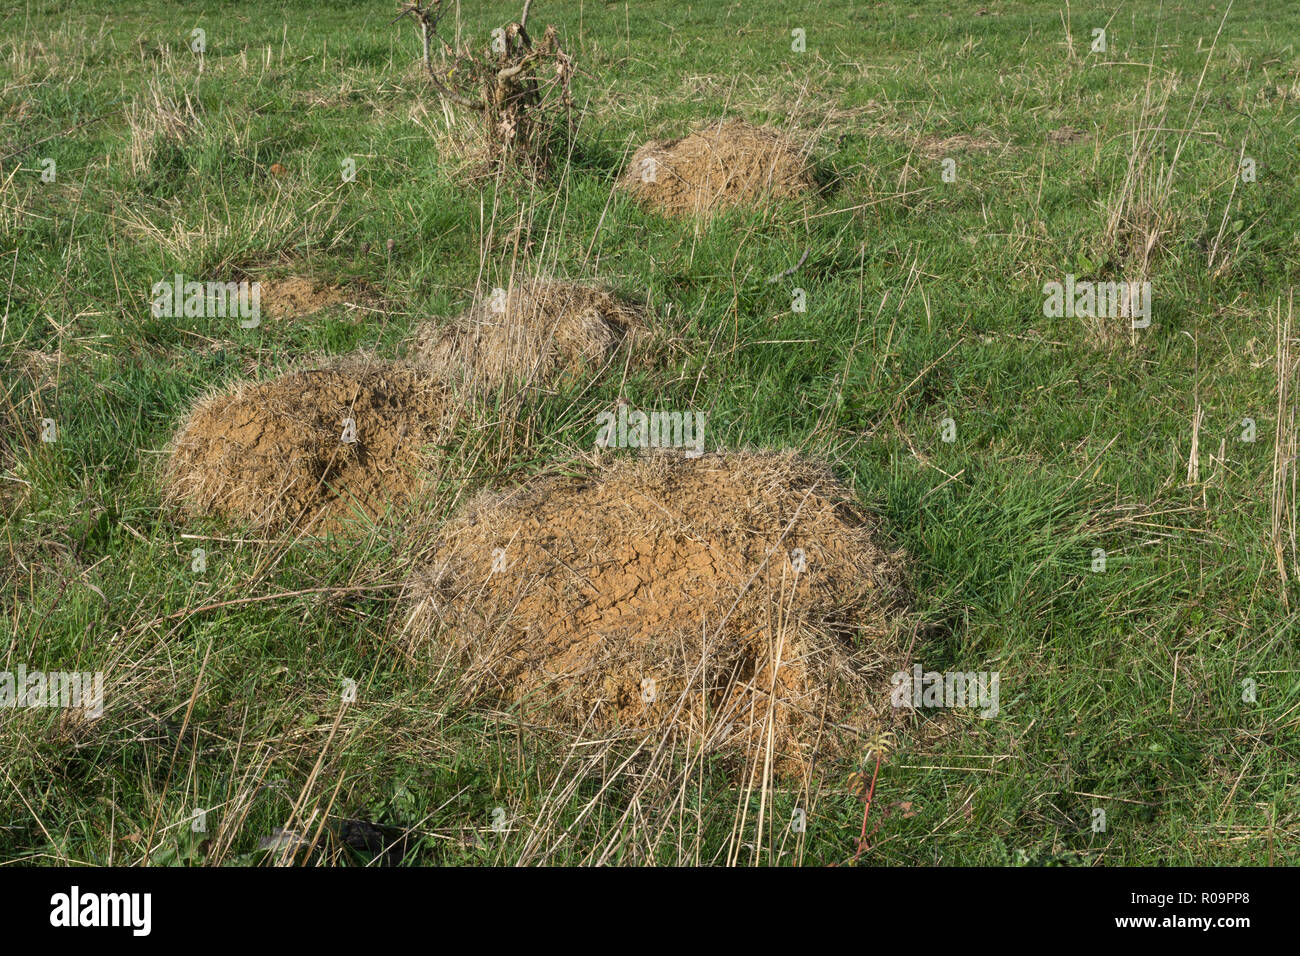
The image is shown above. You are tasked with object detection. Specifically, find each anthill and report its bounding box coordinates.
[619,120,815,217]
[402,450,908,776]
[164,356,448,532]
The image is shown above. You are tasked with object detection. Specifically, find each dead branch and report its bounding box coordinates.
[394,0,574,176]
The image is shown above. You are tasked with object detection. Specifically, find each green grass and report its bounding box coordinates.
[1,0,1298,865]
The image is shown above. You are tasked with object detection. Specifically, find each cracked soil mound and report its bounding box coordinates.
[408,278,642,392]
[618,121,815,217]
[164,358,447,531]
[403,451,907,774]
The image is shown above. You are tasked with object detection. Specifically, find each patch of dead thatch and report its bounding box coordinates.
[163,356,447,532]
[914,131,1001,159]
[407,278,643,392]
[618,121,815,217]
[401,450,908,776]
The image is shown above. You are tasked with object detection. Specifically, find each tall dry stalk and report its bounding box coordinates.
[1102,5,1234,280]
[1271,293,1297,606]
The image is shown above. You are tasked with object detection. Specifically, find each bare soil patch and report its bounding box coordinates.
[618,121,815,217]
[402,451,908,775]
[1047,125,1090,145]
[257,276,356,321]
[164,357,447,531]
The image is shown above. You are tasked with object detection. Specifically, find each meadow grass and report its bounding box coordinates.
[1,0,1297,865]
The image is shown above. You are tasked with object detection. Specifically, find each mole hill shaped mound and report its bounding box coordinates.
[402,450,908,775]
[408,278,642,393]
[619,121,815,217]
[164,357,447,532]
